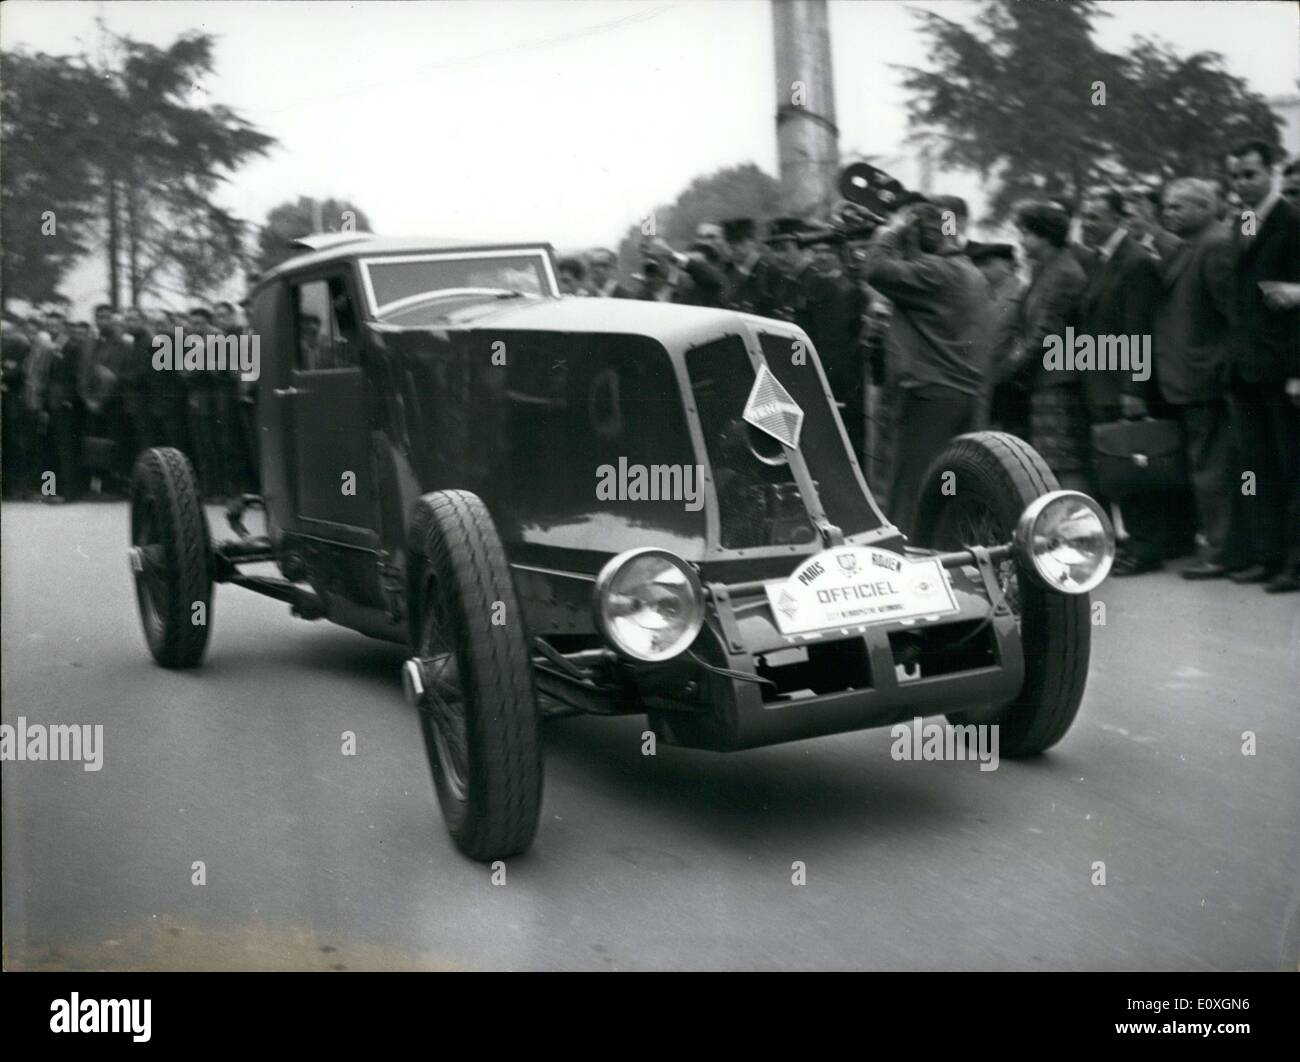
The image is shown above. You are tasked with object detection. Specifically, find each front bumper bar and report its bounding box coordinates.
[648,545,1023,750]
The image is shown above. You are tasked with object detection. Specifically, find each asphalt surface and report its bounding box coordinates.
[3,499,1297,971]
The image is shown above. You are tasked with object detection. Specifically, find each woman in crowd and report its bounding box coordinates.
[1012,201,1092,492]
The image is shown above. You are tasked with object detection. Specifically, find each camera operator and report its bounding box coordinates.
[632,254,675,302]
[860,201,992,535]
[642,224,728,308]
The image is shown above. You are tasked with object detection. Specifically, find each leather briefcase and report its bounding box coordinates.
[79,435,119,473]
[1090,418,1188,498]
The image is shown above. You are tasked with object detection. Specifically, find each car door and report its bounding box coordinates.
[286,272,374,533]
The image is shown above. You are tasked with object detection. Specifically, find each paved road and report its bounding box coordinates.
[3,499,1297,970]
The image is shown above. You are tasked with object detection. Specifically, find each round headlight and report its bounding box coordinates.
[593,548,705,662]
[1014,490,1115,594]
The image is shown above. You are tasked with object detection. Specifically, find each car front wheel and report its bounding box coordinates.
[406,490,543,861]
[129,447,213,669]
[912,431,1091,757]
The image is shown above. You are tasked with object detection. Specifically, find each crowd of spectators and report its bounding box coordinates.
[2,301,257,504]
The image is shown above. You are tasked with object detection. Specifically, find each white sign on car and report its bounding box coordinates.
[764,546,959,636]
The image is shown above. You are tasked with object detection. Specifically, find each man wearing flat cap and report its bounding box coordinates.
[798,225,869,462]
[861,202,992,534]
[719,218,769,315]
[762,217,813,323]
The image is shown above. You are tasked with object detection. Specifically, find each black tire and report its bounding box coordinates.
[407,490,542,861]
[130,447,213,669]
[912,431,1090,757]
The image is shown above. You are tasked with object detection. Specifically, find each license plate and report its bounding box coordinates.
[763,546,959,636]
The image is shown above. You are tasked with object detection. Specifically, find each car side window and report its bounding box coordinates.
[293,275,361,371]
[295,280,331,371]
[328,276,361,368]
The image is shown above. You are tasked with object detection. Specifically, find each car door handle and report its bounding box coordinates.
[273,386,304,397]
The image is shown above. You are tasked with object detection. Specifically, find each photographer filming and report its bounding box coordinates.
[641,225,728,308]
[861,199,992,535]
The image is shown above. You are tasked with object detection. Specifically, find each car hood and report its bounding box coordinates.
[376,294,765,347]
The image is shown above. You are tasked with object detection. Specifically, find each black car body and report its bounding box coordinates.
[129,233,1115,859]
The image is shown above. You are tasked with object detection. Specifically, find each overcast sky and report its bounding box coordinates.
[3,0,1297,295]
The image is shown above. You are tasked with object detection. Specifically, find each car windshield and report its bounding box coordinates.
[378,290,533,326]
[686,334,881,549]
[365,252,552,317]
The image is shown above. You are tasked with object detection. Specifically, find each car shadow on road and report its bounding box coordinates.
[237,625,1023,859]
[538,713,975,855]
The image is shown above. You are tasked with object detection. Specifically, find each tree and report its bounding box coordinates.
[898,0,1281,222]
[614,163,783,273]
[91,29,276,306]
[256,197,374,274]
[1,31,275,310]
[1109,38,1282,186]
[0,51,101,310]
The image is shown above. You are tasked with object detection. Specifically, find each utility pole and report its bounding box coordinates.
[772,0,839,217]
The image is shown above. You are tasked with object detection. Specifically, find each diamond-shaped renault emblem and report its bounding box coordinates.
[742,364,804,449]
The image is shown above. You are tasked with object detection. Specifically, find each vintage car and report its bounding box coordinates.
[128,233,1115,861]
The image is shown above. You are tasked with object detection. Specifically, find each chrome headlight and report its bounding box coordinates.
[1014,490,1115,594]
[593,548,705,662]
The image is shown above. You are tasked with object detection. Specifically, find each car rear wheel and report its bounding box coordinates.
[406,490,542,861]
[912,431,1091,757]
[129,447,213,669]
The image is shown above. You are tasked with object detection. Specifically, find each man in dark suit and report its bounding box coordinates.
[556,256,591,296]
[40,311,84,501]
[587,248,633,299]
[80,304,134,493]
[863,202,991,535]
[719,217,770,315]
[798,226,868,463]
[641,229,728,308]
[1125,185,1182,264]
[1,316,33,497]
[1078,190,1178,575]
[116,306,156,470]
[761,217,812,322]
[1282,157,1300,208]
[1224,139,1300,593]
[1154,178,1243,579]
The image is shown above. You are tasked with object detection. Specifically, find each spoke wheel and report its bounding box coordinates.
[417,589,469,803]
[407,490,542,861]
[929,495,1021,619]
[132,498,168,641]
[129,447,212,669]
